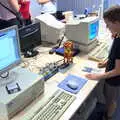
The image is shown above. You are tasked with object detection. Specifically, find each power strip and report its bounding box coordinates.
[43,68,58,81]
[39,63,58,81]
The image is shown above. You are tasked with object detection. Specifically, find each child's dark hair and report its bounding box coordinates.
[103,5,120,22]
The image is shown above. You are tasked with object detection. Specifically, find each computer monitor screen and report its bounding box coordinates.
[0,26,21,75]
[89,20,99,41]
[18,21,41,57]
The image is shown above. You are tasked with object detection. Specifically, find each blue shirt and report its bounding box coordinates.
[40,1,56,14]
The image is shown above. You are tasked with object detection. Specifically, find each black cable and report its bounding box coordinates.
[57,34,65,48]
[55,59,64,64]
[49,34,65,54]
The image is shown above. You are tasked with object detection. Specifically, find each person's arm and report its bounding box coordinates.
[8,0,25,26]
[37,0,50,4]
[8,0,20,12]
[102,59,120,78]
[85,59,120,80]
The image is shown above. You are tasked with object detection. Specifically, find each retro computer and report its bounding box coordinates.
[65,16,99,52]
[35,13,65,44]
[0,26,44,120]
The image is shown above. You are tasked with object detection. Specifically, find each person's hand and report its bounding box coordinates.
[97,60,108,68]
[16,12,25,26]
[85,73,102,80]
[98,62,106,68]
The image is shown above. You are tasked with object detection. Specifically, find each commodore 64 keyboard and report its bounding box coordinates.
[29,90,76,120]
[88,42,109,62]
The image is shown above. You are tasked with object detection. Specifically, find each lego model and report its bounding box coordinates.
[64,41,73,64]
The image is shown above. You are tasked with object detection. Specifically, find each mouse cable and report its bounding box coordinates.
[55,59,64,64]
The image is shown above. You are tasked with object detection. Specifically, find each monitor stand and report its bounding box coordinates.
[0,71,18,86]
[24,48,39,58]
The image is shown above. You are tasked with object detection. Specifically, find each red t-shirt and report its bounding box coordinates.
[18,0,31,19]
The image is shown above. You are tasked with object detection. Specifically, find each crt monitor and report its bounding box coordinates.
[0,25,21,76]
[18,21,41,57]
[65,16,99,45]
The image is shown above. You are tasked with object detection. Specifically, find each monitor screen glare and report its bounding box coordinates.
[0,26,21,75]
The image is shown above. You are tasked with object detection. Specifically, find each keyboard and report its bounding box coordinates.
[31,90,76,120]
[88,42,109,62]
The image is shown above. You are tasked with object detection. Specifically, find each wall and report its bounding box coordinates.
[104,0,108,10]
[104,0,120,11]
[109,0,120,6]
[30,0,120,18]
[30,0,41,18]
[57,0,120,15]
[57,0,101,15]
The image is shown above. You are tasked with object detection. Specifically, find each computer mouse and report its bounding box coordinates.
[49,49,55,54]
[24,50,39,58]
[67,79,79,90]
